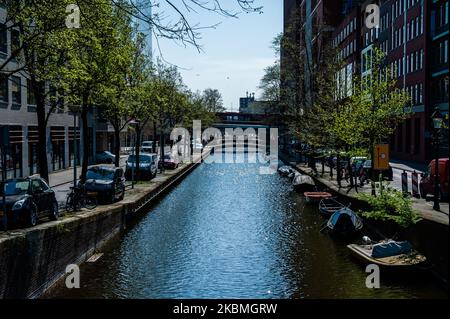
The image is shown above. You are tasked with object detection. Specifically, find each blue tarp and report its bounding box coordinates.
[371,241,412,258]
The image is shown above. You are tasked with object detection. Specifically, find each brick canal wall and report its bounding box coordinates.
[0,158,204,299]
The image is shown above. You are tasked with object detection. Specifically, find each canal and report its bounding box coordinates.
[50,153,446,298]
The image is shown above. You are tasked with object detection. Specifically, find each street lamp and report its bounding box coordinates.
[431,107,443,211]
[129,120,140,189]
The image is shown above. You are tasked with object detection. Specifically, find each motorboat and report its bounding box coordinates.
[304,191,332,203]
[318,198,347,216]
[292,174,316,192]
[347,239,427,268]
[322,207,363,235]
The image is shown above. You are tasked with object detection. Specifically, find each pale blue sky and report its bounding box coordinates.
[154,0,283,111]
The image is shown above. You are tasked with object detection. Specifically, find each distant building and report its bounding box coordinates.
[239,92,255,113]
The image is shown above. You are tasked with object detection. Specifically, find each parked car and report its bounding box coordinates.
[362,160,394,181]
[159,154,180,169]
[96,150,115,164]
[0,176,59,227]
[419,158,449,200]
[125,153,158,180]
[84,166,125,204]
[141,141,155,153]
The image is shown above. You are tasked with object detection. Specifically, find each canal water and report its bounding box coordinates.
[50,153,446,299]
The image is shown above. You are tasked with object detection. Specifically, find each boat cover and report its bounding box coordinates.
[293,174,315,186]
[327,207,363,230]
[371,240,412,258]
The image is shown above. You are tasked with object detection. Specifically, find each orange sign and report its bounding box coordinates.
[374,144,389,170]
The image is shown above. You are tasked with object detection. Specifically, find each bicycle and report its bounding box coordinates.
[65,184,98,212]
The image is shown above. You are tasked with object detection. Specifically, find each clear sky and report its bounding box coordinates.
[153,0,283,112]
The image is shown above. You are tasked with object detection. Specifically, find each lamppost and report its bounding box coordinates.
[129,120,139,189]
[431,107,443,211]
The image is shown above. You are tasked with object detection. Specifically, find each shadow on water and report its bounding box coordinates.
[47,153,447,299]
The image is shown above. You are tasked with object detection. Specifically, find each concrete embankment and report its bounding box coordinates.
[280,153,448,288]
[0,153,207,299]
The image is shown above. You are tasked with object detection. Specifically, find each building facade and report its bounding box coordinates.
[283,0,449,164]
[0,5,115,180]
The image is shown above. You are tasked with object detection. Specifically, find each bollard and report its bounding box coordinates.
[401,170,409,194]
[412,171,420,198]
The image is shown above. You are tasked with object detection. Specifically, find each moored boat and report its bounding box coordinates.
[318,198,347,216]
[304,191,332,203]
[292,174,316,192]
[322,207,363,236]
[277,166,293,177]
[347,240,427,268]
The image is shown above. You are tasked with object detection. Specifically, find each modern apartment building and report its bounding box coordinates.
[283,0,449,164]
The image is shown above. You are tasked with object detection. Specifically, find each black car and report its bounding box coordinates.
[84,166,126,204]
[0,177,59,227]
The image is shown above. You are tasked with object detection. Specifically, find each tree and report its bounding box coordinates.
[2,0,75,182]
[60,0,127,183]
[326,48,410,194]
[258,34,281,113]
[202,88,225,113]
[258,62,280,106]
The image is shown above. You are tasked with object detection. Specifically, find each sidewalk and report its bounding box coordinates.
[281,153,449,226]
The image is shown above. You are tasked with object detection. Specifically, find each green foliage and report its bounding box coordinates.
[357,188,422,228]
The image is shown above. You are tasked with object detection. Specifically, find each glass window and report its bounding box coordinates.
[0,23,7,57]
[11,29,20,54]
[31,179,44,193]
[27,79,36,105]
[11,76,21,105]
[0,74,7,103]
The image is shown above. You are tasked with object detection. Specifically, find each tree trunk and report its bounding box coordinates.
[370,137,376,196]
[34,80,49,183]
[153,122,157,153]
[114,126,121,167]
[135,126,142,179]
[80,93,90,184]
[336,153,342,188]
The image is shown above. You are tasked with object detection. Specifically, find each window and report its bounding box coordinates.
[27,79,36,105]
[11,76,21,106]
[419,83,423,104]
[415,17,419,37]
[445,40,449,63]
[11,29,20,55]
[0,23,6,58]
[420,49,424,69]
[0,74,7,105]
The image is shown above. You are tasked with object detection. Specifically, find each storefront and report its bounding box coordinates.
[51,126,65,171]
[28,126,39,175]
[68,126,80,167]
[0,125,23,179]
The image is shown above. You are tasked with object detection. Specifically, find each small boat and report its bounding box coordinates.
[347,240,427,268]
[292,174,316,192]
[322,207,363,235]
[318,197,347,216]
[304,191,332,203]
[277,166,293,177]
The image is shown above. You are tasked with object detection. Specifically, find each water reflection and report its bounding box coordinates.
[49,153,446,299]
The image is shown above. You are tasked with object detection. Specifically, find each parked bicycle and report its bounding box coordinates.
[65,184,98,212]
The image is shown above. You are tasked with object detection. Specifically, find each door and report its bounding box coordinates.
[31,179,45,214]
[39,179,54,214]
